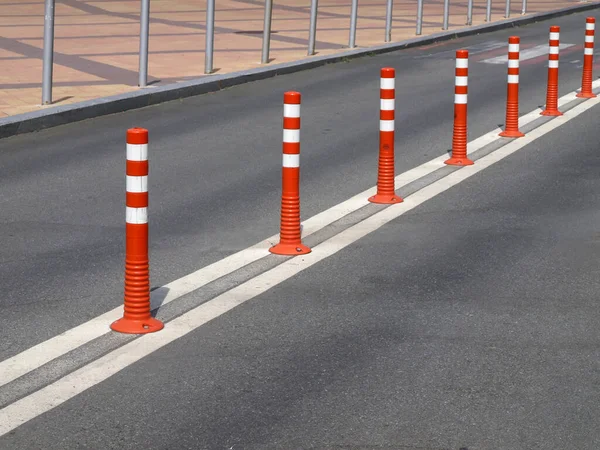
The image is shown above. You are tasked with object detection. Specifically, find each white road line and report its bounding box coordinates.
[482,43,574,64]
[2,90,598,437]
[414,41,506,59]
[0,79,596,390]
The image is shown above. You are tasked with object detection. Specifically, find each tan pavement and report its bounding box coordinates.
[0,0,590,118]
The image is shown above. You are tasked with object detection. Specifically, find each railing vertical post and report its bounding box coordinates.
[416,0,424,35]
[385,0,393,42]
[261,0,273,64]
[205,0,215,74]
[308,0,319,55]
[41,0,55,105]
[505,0,511,18]
[486,0,492,21]
[349,0,359,48]
[138,0,150,87]
[442,0,450,30]
[467,0,473,25]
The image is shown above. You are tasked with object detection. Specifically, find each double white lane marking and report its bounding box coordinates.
[1,80,599,436]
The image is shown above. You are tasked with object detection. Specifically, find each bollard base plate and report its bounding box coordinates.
[110,316,164,334]
[499,129,525,138]
[445,156,474,166]
[270,242,311,256]
[368,194,403,204]
[540,109,563,116]
[576,91,597,98]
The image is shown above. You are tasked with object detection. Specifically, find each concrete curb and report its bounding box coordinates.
[1,1,599,139]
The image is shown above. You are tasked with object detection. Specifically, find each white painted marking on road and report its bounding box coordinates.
[2,90,599,437]
[0,79,596,391]
[482,43,574,64]
[465,41,507,54]
[412,41,506,59]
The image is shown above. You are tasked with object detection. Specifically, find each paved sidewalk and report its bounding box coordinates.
[0,0,591,117]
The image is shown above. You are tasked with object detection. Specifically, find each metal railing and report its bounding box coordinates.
[40,0,530,105]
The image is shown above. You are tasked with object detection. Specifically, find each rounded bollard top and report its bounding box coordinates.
[509,36,520,44]
[550,25,560,32]
[587,17,596,23]
[380,67,395,78]
[127,127,149,144]
[284,91,301,104]
[456,49,469,59]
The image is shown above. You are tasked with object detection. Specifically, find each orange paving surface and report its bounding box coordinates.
[0,0,590,117]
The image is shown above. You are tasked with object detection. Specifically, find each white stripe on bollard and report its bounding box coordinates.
[283,129,300,143]
[283,104,300,118]
[126,207,148,224]
[126,144,148,161]
[282,154,300,167]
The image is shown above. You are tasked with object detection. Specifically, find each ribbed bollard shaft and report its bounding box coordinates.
[369,67,402,204]
[270,91,311,255]
[500,36,525,138]
[445,50,473,166]
[577,17,597,98]
[123,260,151,318]
[541,26,563,116]
[111,128,164,334]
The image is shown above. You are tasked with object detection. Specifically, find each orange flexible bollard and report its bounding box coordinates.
[500,36,525,138]
[270,92,311,256]
[541,26,563,116]
[369,67,403,204]
[577,17,597,99]
[445,50,473,166]
[111,128,164,334]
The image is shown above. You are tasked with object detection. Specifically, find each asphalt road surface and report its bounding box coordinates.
[1,8,600,449]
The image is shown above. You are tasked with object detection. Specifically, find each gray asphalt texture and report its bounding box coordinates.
[3,60,600,450]
[1,10,600,449]
[1,10,597,360]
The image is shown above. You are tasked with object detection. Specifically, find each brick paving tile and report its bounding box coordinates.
[0,0,589,118]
